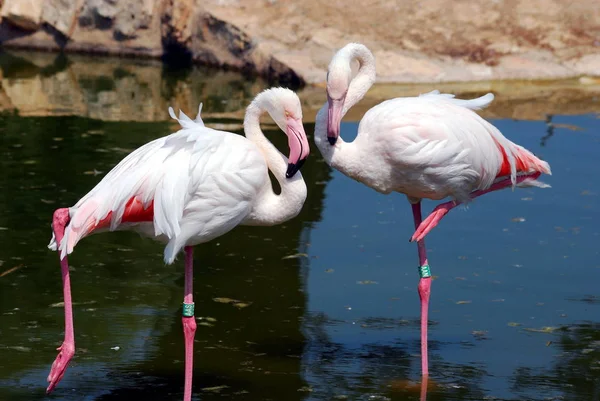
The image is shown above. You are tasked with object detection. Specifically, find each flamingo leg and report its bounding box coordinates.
[182,246,197,401]
[420,375,429,401]
[411,201,431,379]
[410,174,540,243]
[47,208,75,393]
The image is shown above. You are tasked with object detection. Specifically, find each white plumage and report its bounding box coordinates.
[48,87,309,264]
[347,90,549,201]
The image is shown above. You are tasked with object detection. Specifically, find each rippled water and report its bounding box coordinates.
[0,51,599,401]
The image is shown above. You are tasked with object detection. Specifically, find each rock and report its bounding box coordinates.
[59,0,163,57]
[191,12,254,66]
[43,0,83,37]
[1,0,44,31]
[77,0,116,29]
[114,0,154,40]
[493,52,575,80]
[188,12,303,85]
[0,0,599,84]
[161,0,197,51]
[202,0,600,84]
[566,54,600,76]
[373,51,445,83]
[93,0,117,20]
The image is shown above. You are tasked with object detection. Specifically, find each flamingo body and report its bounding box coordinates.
[322,90,550,200]
[50,119,268,263]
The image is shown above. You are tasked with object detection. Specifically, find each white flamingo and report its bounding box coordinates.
[46,87,310,401]
[314,43,551,381]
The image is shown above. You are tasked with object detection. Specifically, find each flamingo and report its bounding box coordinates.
[45,87,310,401]
[314,43,551,381]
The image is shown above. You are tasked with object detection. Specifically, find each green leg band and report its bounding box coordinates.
[182,302,195,317]
[418,264,431,278]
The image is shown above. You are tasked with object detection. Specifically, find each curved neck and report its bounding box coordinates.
[315,44,376,167]
[244,105,288,180]
[342,44,377,115]
[243,105,307,226]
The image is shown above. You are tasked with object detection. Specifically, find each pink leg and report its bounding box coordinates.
[410,174,539,243]
[182,246,197,401]
[412,202,431,378]
[410,201,455,244]
[47,208,76,393]
[420,375,429,401]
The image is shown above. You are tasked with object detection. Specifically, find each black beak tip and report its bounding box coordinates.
[327,136,337,146]
[286,158,307,179]
[286,163,298,178]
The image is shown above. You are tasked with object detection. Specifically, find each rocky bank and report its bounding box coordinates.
[0,0,599,86]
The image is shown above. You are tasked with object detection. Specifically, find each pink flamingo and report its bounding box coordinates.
[46,87,310,401]
[314,43,551,381]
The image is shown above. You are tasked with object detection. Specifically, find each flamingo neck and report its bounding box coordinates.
[315,44,376,171]
[341,43,377,115]
[243,103,307,226]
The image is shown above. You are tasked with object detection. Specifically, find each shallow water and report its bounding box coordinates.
[0,51,599,401]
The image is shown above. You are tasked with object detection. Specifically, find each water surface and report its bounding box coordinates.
[0,51,599,401]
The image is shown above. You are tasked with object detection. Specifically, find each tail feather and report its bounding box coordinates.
[516,178,551,189]
[47,230,57,251]
[46,208,79,260]
[495,139,551,190]
[47,205,94,259]
[456,93,495,111]
[420,90,495,110]
[48,196,156,259]
[514,145,552,175]
[195,103,204,125]
[169,103,205,130]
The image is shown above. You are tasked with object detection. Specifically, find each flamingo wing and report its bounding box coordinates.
[359,92,550,200]
[49,111,266,263]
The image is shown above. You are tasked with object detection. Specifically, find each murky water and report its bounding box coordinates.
[0,51,599,401]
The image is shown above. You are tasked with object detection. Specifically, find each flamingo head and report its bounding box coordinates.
[258,88,310,178]
[326,57,351,145]
[283,110,310,178]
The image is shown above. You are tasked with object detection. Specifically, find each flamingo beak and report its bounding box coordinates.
[327,94,345,145]
[285,116,310,178]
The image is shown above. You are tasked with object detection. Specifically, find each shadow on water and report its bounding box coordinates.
[511,322,600,401]
[0,51,599,400]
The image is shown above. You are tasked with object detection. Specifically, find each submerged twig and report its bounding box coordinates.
[0,264,24,278]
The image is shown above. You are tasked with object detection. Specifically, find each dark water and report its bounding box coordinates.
[0,52,599,401]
